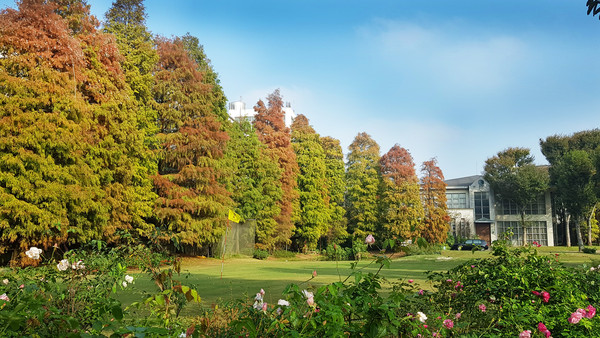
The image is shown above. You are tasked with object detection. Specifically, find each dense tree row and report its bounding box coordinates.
[0,0,451,259]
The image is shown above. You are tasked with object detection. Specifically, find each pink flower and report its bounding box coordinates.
[455,312,461,319]
[569,310,584,324]
[446,279,452,282]
[443,319,454,329]
[586,305,596,318]
[408,279,413,283]
[312,270,317,278]
[418,289,424,295]
[478,304,486,312]
[541,291,550,303]
[471,265,475,268]
[307,296,315,306]
[260,288,265,296]
[538,322,551,337]
[432,332,439,337]
[519,330,531,338]
[365,234,375,245]
[0,293,9,301]
[19,284,24,289]
[531,291,540,296]
[261,302,268,311]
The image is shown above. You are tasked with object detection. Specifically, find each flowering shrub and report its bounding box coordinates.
[427,242,600,336]
[0,246,128,336]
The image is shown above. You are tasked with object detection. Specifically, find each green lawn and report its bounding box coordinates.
[117,246,600,312]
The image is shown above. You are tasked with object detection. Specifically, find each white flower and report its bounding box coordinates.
[125,275,134,283]
[302,290,313,299]
[365,234,375,245]
[178,333,186,338]
[122,281,128,288]
[255,293,263,301]
[278,299,290,306]
[2,279,8,285]
[592,267,596,271]
[25,247,42,260]
[57,259,69,271]
[417,311,428,323]
[0,293,9,301]
[71,260,85,270]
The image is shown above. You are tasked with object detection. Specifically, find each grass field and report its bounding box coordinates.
[117,246,600,314]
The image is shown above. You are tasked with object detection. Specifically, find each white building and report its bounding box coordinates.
[445,175,554,246]
[227,100,296,127]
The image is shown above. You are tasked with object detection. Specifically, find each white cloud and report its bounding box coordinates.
[359,19,528,96]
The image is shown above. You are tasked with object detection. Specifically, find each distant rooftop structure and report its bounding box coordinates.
[445,175,484,188]
[227,99,296,127]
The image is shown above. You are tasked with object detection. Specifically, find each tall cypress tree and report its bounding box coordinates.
[104,0,159,152]
[320,136,348,243]
[420,158,451,243]
[379,145,424,241]
[0,0,104,254]
[345,132,381,239]
[152,36,231,250]
[253,89,299,247]
[291,114,330,250]
[225,121,282,249]
[53,0,156,243]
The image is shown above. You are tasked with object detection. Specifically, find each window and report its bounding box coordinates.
[447,193,467,209]
[474,192,490,219]
[497,194,546,215]
[497,221,548,246]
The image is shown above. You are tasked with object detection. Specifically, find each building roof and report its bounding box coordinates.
[444,175,483,188]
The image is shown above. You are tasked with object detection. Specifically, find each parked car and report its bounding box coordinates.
[451,239,488,251]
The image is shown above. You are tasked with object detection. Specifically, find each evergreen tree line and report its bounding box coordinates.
[0,0,450,259]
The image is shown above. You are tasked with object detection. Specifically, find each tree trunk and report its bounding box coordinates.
[566,213,571,247]
[575,215,585,252]
[521,211,527,246]
[588,204,596,246]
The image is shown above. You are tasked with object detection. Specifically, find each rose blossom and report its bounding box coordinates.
[277,299,290,306]
[416,311,427,323]
[261,302,268,311]
[455,312,461,319]
[519,330,531,338]
[586,305,596,319]
[569,309,585,324]
[538,322,551,337]
[57,259,69,271]
[443,319,454,329]
[122,281,128,288]
[478,304,486,312]
[541,291,550,303]
[2,279,8,285]
[25,247,42,260]
[365,234,375,245]
[0,293,9,301]
[125,275,134,284]
[312,270,317,278]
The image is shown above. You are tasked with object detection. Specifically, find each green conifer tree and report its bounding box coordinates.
[345,132,381,239]
[291,115,330,249]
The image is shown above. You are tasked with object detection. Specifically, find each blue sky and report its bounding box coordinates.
[3,0,600,179]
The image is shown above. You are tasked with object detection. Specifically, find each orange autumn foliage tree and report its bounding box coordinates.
[0,0,156,257]
[379,145,424,241]
[152,36,231,251]
[420,158,451,244]
[253,90,299,248]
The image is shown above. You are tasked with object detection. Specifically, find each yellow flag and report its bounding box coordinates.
[228,209,242,223]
